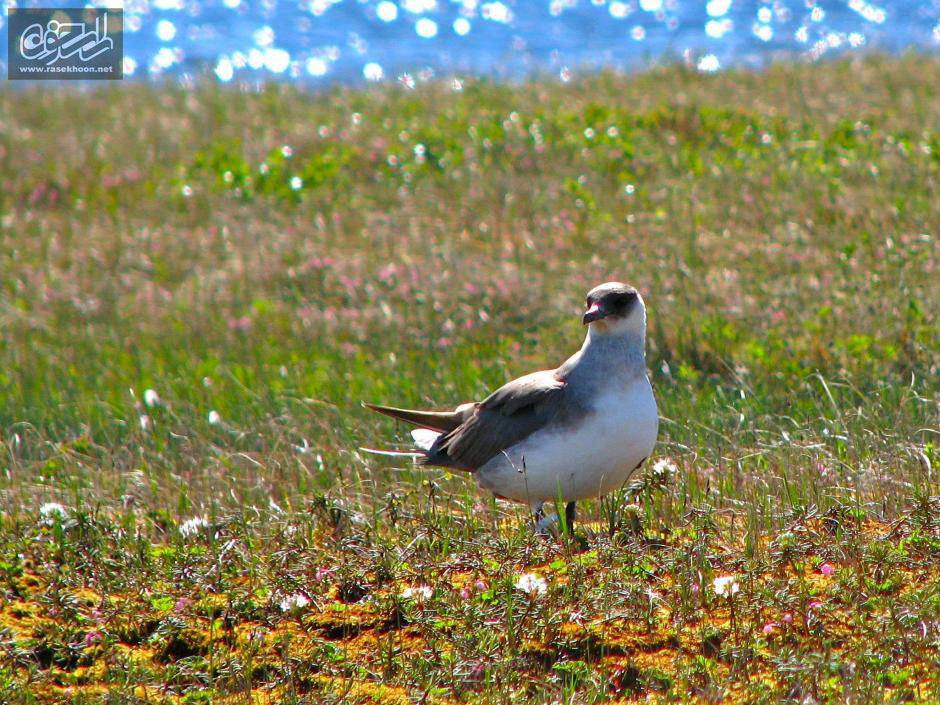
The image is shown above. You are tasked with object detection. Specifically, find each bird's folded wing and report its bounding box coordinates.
[425,370,566,470]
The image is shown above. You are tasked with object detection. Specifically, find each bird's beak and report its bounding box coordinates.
[582,302,606,325]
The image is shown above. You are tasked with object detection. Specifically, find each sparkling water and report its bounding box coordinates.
[3,0,940,83]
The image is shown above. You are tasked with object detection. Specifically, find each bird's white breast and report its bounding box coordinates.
[475,374,658,506]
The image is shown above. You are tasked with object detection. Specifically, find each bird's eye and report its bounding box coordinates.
[616,293,635,308]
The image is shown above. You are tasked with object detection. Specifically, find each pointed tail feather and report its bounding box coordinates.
[363,402,466,432]
[359,446,424,459]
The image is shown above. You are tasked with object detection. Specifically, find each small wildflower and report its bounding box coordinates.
[40,502,69,521]
[84,630,103,647]
[515,573,548,596]
[808,599,823,610]
[401,585,433,602]
[474,578,487,591]
[179,516,209,538]
[762,622,778,634]
[174,598,191,613]
[782,612,793,623]
[652,457,678,474]
[820,562,835,577]
[713,575,739,597]
[691,582,700,594]
[278,593,310,611]
[143,388,161,407]
[139,415,151,431]
[208,410,221,425]
[459,587,472,600]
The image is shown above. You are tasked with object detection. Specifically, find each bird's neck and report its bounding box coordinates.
[582,327,646,372]
[557,326,646,392]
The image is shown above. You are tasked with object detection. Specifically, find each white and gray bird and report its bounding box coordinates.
[364,282,659,532]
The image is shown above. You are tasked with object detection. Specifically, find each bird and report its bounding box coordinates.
[363,282,659,533]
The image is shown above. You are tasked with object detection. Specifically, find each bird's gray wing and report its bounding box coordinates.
[423,370,567,470]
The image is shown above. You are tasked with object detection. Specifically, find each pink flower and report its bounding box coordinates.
[808,600,823,610]
[227,316,252,331]
[459,587,472,600]
[820,562,835,577]
[84,630,102,647]
[782,612,793,623]
[473,579,487,592]
[762,622,778,635]
[378,264,398,282]
[174,598,191,613]
[690,582,700,594]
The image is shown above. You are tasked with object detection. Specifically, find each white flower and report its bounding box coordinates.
[139,415,151,431]
[278,593,310,611]
[401,585,433,602]
[713,575,739,597]
[652,457,678,474]
[40,502,68,521]
[208,410,221,425]
[143,389,161,408]
[515,573,548,596]
[179,516,209,537]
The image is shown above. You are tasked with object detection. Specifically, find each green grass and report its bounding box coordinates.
[0,55,939,703]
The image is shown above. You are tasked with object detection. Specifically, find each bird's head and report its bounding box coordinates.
[582,282,646,337]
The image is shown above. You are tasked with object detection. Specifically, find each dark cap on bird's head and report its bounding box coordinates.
[582,282,640,325]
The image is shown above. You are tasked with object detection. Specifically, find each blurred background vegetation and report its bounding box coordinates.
[2,56,937,523]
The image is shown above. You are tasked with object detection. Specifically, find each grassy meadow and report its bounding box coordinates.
[1,55,940,703]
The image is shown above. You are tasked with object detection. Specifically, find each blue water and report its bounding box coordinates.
[3,0,940,83]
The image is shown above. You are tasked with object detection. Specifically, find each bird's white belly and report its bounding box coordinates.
[475,376,658,506]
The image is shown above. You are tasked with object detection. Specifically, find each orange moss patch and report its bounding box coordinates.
[4,516,940,703]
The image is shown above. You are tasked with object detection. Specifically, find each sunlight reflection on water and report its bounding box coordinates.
[3,0,938,83]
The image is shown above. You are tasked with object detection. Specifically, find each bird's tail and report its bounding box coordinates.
[363,402,475,473]
[362,402,466,432]
[359,428,442,460]
[359,446,425,460]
